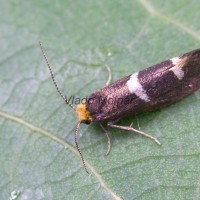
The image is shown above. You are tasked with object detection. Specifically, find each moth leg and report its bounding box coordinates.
[105,64,112,86]
[129,122,133,128]
[107,121,160,145]
[99,122,111,156]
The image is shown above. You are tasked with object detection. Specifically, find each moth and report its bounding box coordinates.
[40,43,200,173]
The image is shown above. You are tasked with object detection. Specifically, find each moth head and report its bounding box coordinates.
[76,103,93,124]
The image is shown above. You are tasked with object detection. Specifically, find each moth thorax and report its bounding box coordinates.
[76,103,93,124]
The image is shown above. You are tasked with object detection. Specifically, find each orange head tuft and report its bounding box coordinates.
[76,103,93,124]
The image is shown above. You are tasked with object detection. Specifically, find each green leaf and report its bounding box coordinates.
[1,0,200,199]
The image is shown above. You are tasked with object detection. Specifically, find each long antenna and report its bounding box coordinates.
[75,122,89,174]
[39,42,75,111]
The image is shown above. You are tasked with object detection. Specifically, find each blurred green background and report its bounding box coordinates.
[1,0,200,199]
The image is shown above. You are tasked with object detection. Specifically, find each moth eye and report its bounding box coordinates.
[84,120,91,125]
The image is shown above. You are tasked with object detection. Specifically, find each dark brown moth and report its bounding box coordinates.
[40,42,200,173]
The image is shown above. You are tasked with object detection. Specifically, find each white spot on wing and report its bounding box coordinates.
[170,57,185,80]
[127,72,150,102]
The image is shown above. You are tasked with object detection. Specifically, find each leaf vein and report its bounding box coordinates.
[0,110,122,200]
